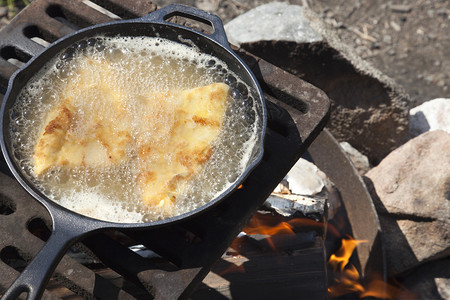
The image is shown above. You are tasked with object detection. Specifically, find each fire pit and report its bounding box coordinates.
[0,0,331,298]
[189,128,388,300]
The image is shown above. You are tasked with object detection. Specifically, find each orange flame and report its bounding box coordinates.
[244,220,295,236]
[239,213,324,251]
[328,236,415,299]
[244,217,294,250]
[329,237,367,273]
[243,213,326,235]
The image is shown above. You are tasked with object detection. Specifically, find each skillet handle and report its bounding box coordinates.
[1,227,80,300]
[137,4,231,50]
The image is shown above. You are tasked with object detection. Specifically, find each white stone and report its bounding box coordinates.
[283,158,325,196]
[224,2,322,46]
[436,278,450,300]
[410,98,450,137]
[195,0,219,12]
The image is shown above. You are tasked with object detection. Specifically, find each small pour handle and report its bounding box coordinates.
[137,4,231,50]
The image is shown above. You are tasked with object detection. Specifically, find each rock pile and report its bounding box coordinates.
[224,3,449,299]
[224,2,410,165]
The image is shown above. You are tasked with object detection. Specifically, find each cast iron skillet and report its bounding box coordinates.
[0,4,266,299]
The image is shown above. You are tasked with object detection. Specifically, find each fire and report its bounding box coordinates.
[328,236,415,299]
[244,215,294,250]
[238,213,324,251]
[328,237,367,273]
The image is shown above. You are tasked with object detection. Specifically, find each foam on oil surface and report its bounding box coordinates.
[9,35,263,223]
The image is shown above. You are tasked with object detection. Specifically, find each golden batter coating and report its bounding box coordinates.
[33,58,131,175]
[137,83,229,209]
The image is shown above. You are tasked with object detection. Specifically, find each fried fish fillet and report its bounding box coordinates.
[33,58,131,175]
[33,56,229,212]
[137,83,229,209]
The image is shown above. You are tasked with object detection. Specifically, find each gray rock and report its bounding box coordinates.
[364,130,450,275]
[436,277,450,300]
[224,3,321,45]
[195,0,219,12]
[225,2,410,164]
[0,17,9,28]
[0,6,7,18]
[410,98,450,137]
[339,141,370,175]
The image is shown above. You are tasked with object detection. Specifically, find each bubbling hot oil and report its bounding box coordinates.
[9,36,263,223]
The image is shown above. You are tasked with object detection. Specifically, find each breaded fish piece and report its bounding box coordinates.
[34,102,74,175]
[138,83,229,209]
[33,58,131,175]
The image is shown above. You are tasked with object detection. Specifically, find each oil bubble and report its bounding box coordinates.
[245,110,256,124]
[246,96,254,107]
[235,82,248,97]
[206,59,216,67]
[77,40,88,50]
[230,88,242,100]
[224,74,236,85]
[87,38,97,46]
[95,42,105,51]
[60,47,76,61]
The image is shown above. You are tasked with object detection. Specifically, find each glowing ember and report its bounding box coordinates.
[218,263,246,276]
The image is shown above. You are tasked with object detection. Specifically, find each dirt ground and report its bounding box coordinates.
[308,0,450,108]
[1,0,449,107]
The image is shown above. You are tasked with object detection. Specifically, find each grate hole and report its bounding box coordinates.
[27,218,52,242]
[0,46,32,67]
[23,25,57,46]
[46,4,91,30]
[165,14,214,36]
[0,246,28,272]
[271,88,309,114]
[0,195,16,215]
